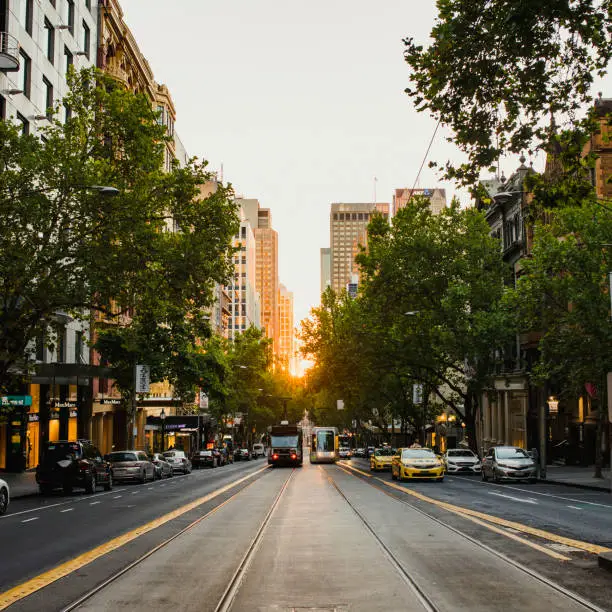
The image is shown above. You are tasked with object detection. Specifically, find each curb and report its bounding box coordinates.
[540,478,610,493]
[599,552,612,572]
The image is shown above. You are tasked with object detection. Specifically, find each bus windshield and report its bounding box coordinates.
[271,435,299,448]
[316,430,335,452]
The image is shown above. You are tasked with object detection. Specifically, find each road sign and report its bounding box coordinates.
[199,391,209,409]
[1,395,32,407]
[412,384,423,405]
[337,399,344,410]
[135,365,150,393]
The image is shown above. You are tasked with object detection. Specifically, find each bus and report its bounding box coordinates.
[310,426,339,463]
[268,422,303,467]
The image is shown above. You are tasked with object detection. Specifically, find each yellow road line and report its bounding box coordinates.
[338,462,610,556]
[0,466,270,611]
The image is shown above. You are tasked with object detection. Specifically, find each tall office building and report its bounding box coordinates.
[235,198,279,353]
[393,188,446,216]
[329,203,389,294]
[320,247,331,295]
[278,284,295,373]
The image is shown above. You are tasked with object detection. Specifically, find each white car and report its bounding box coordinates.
[339,447,352,459]
[444,448,481,474]
[163,450,192,474]
[252,443,266,458]
[0,478,9,515]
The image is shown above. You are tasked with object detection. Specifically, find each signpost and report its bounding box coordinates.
[1,395,32,408]
[135,365,150,393]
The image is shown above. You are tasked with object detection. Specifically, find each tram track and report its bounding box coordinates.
[59,467,295,612]
[328,463,607,612]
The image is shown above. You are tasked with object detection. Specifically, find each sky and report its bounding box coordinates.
[118,1,608,331]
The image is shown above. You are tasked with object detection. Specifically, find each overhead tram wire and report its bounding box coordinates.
[408,118,442,200]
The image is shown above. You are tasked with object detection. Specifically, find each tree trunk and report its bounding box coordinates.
[464,390,479,455]
[594,397,604,479]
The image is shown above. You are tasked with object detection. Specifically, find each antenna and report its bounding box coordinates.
[219,163,224,183]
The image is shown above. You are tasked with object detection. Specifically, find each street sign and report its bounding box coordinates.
[1,395,32,407]
[199,391,209,410]
[412,384,424,405]
[135,365,150,393]
[337,399,344,411]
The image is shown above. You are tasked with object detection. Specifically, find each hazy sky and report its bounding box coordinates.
[117,1,608,328]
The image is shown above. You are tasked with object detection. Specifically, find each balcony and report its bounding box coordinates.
[0,32,19,72]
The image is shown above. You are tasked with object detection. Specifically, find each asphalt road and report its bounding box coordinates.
[348,457,612,547]
[0,459,267,593]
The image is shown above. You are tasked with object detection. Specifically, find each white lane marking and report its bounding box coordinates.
[160,484,166,487]
[90,501,101,506]
[489,491,538,504]
[449,475,612,509]
[22,517,39,523]
[131,491,139,495]
[60,508,74,513]
[147,488,153,490]
[567,505,582,510]
[113,495,122,499]
[0,488,127,520]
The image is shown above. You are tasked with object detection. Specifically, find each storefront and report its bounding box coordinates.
[146,415,213,455]
[0,395,32,472]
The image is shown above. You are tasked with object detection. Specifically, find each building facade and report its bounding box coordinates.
[320,247,331,295]
[278,284,295,374]
[329,202,389,294]
[393,188,446,216]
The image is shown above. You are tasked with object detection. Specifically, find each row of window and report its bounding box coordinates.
[332,212,374,221]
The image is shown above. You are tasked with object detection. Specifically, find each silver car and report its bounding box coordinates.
[151,453,173,479]
[163,450,192,474]
[107,450,155,483]
[444,448,481,474]
[0,478,9,515]
[481,446,537,483]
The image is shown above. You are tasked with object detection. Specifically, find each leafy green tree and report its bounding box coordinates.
[0,68,238,409]
[404,0,612,184]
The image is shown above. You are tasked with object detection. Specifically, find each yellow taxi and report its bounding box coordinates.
[369,447,395,471]
[391,447,445,482]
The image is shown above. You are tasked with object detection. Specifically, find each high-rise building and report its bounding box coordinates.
[393,188,446,216]
[320,247,331,295]
[278,284,295,373]
[329,203,389,294]
[235,198,279,353]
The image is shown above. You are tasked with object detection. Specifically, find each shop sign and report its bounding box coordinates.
[100,398,121,405]
[49,411,60,420]
[165,423,187,431]
[69,410,78,418]
[136,365,150,393]
[49,401,77,409]
[28,414,40,422]
[1,395,32,407]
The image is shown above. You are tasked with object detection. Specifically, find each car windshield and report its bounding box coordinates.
[375,449,394,456]
[448,450,476,458]
[108,452,138,462]
[401,449,435,459]
[164,451,185,458]
[43,442,82,463]
[271,435,299,448]
[496,448,531,459]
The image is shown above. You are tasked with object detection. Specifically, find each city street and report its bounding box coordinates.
[1,459,611,611]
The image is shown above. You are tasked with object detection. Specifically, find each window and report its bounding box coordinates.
[19,0,33,35]
[82,20,90,58]
[43,77,53,119]
[16,112,29,135]
[18,49,31,98]
[85,0,91,10]
[64,46,73,74]
[45,19,55,64]
[241,226,246,239]
[66,0,74,34]
[75,331,84,364]
[156,104,164,125]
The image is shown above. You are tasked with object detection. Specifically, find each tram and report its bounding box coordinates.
[310,426,339,463]
[268,422,303,467]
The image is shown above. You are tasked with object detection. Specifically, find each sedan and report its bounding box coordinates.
[107,450,155,483]
[0,478,9,515]
[163,450,192,474]
[191,450,219,469]
[443,449,481,474]
[391,448,445,482]
[481,446,537,483]
[151,453,173,479]
[339,447,352,459]
[370,448,394,471]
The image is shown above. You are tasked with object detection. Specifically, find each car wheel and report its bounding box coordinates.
[104,473,113,491]
[85,473,96,494]
[0,487,8,514]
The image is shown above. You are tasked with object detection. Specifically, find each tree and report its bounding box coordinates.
[507,199,612,475]
[0,68,238,407]
[404,0,612,184]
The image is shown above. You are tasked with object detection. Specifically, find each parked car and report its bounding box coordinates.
[252,443,266,458]
[354,448,365,458]
[234,448,251,461]
[191,450,221,468]
[106,450,155,483]
[0,478,9,514]
[36,440,113,494]
[481,446,537,483]
[443,449,482,474]
[163,450,192,474]
[339,447,352,459]
[150,453,173,479]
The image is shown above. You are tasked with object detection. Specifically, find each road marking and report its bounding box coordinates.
[131,491,139,495]
[60,508,74,513]
[567,505,582,510]
[339,462,610,555]
[21,517,38,523]
[89,501,100,506]
[488,492,538,504]
[0,464,270,611]
[449,475,612,509]
[113,495,122,499]
[147,488,153,490]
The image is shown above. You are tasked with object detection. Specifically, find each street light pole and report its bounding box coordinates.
[160,408,166,453]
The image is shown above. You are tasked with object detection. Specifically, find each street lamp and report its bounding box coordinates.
[160,408,166,452]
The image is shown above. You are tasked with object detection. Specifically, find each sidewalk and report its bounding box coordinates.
[543,465,610,491]
[0,470,39,498]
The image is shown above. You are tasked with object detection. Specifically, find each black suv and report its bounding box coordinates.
[36,440,113,495]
